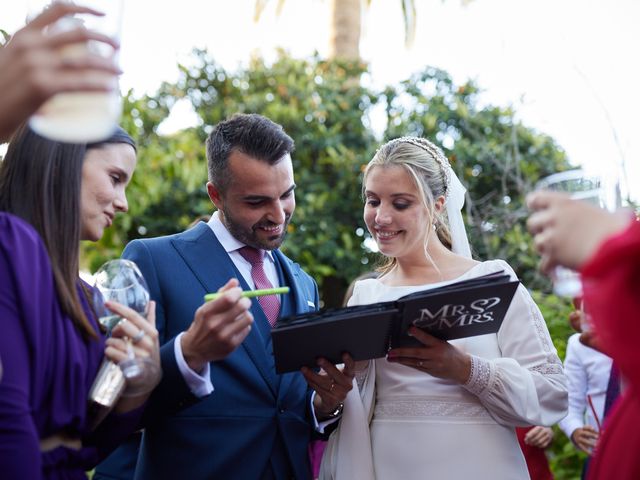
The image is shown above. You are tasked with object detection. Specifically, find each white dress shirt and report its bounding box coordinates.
[558,333,613,438]
[174,333,213,397]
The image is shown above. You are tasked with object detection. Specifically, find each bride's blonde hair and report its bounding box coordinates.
[363,137,453,275]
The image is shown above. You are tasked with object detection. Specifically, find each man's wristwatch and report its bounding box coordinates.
[323,402,344,419]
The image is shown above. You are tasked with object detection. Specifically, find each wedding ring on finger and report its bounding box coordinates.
[131,329,146,344]
[417,360,424,367]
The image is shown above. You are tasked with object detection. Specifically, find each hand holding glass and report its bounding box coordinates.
[93,259,161,396]
[27,0,123,142]
[535,169,621,297]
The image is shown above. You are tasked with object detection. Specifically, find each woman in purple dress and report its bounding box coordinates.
[0,125,161,479]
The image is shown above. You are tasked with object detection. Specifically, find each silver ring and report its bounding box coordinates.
[131,329,146,344]
[417,360,423,367]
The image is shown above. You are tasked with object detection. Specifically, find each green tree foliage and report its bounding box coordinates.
[86,50,382,304]
[74,48,582,480]
[86,51,573,301]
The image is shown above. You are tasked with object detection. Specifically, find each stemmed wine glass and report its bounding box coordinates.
[93,259,160,396]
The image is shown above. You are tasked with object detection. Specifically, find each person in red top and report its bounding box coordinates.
[527,190,639,480]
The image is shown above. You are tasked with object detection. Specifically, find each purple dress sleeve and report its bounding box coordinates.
[0,213,58,478]
[0,213,144,479]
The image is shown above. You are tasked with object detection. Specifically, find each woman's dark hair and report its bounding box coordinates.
[0,125,135,340]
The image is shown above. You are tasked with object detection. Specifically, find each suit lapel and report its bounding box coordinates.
[171,223,278,398]
[171,223,236,293]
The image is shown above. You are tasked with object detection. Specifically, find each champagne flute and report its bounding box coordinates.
[93,259,160,396]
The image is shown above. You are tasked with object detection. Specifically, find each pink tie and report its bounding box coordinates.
[238,246,281,327]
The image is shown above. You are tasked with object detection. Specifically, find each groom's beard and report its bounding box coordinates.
[222,206,290,251]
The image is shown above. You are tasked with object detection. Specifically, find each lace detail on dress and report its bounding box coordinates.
[463,355,492,397]
[529,363,564,375]
[373,395,495,424]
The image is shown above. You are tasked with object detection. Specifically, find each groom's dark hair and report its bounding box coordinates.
[206,113,294,192]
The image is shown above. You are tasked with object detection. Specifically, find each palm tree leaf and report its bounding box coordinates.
[253,0,269,22]
[401,0,417,48]
[0,29,10,47]
[254,0,288,22]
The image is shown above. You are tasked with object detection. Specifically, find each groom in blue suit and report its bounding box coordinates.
[94,113,354,480]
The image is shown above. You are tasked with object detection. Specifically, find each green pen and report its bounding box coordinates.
[204,286,290,302]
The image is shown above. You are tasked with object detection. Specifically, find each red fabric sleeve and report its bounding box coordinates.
[581,220,640,390]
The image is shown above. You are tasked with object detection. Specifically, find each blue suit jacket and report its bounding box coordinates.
[94,222,319,479]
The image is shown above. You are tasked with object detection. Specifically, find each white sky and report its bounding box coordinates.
[4,0,639,197]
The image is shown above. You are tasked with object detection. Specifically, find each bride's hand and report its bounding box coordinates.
[386,327,471,384]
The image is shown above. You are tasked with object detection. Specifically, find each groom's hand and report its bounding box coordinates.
[303,353,355,419]
[182,278,253,372]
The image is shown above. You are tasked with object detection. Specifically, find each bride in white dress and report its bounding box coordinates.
[320,137,567,480]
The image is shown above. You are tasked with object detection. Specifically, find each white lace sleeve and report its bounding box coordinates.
[462,261,568,427]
